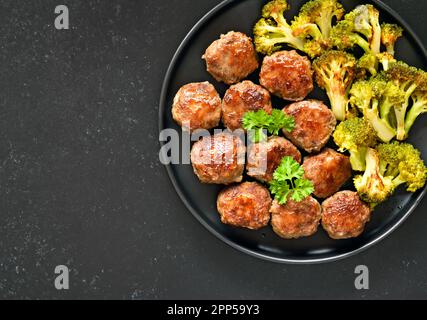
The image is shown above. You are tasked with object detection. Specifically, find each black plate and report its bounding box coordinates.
[159,0,427,263]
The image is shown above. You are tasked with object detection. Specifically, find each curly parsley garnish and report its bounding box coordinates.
[242,109,295,143]
[269,157,314,205]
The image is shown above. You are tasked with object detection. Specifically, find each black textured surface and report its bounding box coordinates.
[1,0,427,299]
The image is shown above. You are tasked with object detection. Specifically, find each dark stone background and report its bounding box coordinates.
[0,0,426,299]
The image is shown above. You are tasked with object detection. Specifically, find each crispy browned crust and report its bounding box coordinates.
[172,82,222,132]
[270,197,322,239]
[283,100,337,153]
[191,132,246,185]
[247,136,301,183]
[203,31,259,85]
[260,50,314,101]
[217,182,272,230]
[322,191,372,240]
[222,80,272,131]
[303,148,352,199]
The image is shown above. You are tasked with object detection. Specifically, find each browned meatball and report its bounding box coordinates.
[303,148,352,199]
[247,136,301,183]
[260,50,314,101]
[191,132,246,184]
[222,80,272,130]
[283,100,337,153]
[172,82,222,132]
[270,197,322,239]
[217,182,272,230]
[322,191,372,239]
[203,31,259,85]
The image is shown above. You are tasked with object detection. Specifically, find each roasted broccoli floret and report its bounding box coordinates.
[291,0,345,57]
[331,5,382,74]
[381,23,403,56]
[253,0,306,55]
[405,88,427,136]
[354,148,395,205]
[377,142,427,192]
[355,143,427,205]
[349,75,404,143]
[313,50,357,121]
[333,118,378,171]
[350,62,427,142]
[384,61,427,140]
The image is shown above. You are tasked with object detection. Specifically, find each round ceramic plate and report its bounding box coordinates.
[159,0,427,264]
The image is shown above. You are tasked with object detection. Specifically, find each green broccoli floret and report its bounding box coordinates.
[331,5,382,73]
[383,61,427,140]
[333,118,378,171]
[355,143,427,205]
[377,142,427,192]
[291,0,345,57]
[405,88,427,136]
[381,23,403,56]
[349,77,398,142]
[313,50,357,121]
[354,148,395,205]
[350,62,427,142]
[253,0,306,55]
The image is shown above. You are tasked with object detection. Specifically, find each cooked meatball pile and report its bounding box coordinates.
[217,182,272,230]
[303,148,352,199]
[322,191,372,239]
[260,50,314,101]
[222,80,272,131]
[203,31,259,85]
[247,136,301,183]
[171,30,376,241]
[270,197,322,239]
[191,132,246,184]
[283,100,336,153]
[172,82,222,132]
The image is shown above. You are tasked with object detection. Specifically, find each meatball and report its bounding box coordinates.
[260,50,314,101]
[172,82,222,132]
[222,80,272,130]
[191,132,246,184]
[203,31,259,85]
[247,136,302,183]
[303,148,352,199]
[217,182,272,230]
[270,197,322,239]
[322,191,372,239]
[283,100,336,153]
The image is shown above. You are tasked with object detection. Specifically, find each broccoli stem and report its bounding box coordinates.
[328,89,347,121]
[386,44,395,56]
[371,23,382,55]
[392,175,406,189]
[379,100,393,122]
[404,101,427,136]
[395,107,407,141]
[260,34,305,52]
[395,83,419,141]
[355,37,372,55]
[365,105,396,143]
[350,147,368,172]
[317,12,333,39]
[293,23,323,41]
[270,25,306,51]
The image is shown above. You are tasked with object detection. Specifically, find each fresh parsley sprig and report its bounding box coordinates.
[242,109,295,143]
[269,157,314,205]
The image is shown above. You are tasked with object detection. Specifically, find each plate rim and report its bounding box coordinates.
[158,0,427,264]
